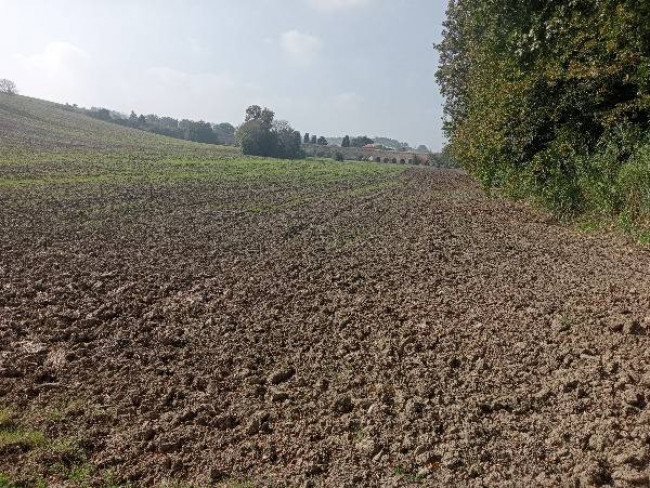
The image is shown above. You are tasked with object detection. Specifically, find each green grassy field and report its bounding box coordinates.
[0,93,403,190]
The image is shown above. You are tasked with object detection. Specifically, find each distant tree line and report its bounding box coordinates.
[86,107,235,145]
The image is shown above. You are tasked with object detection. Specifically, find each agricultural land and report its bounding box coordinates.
[2,94,650,487]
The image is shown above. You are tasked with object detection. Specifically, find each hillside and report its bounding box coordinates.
[0,93,239,159]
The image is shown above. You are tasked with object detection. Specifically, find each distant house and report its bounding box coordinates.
[363,143,394,151]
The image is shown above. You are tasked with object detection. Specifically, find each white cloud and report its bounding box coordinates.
[280,30,322,65]
[16,41,90,79]
[332,92,365,111]
[307,0,371,11]
[14,42,92,100]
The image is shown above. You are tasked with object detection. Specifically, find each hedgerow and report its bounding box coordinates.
[436,0,650,233]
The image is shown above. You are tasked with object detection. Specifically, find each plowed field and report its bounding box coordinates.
[2,94,650,488]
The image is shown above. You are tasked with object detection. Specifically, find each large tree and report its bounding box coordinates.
[0,79,17,95]
[342,135,351,147]
[237,107,302,159]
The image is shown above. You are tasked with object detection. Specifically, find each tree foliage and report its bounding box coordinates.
[236,106,303,159]
[437,0,650,225]
[0,79,17,95]
[342,135,351,147]
[350,136,374,147]
[85,107,228,145]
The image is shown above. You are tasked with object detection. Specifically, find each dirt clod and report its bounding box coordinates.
[333,395,354,414]
[268,367,296,385]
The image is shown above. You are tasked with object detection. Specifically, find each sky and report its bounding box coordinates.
[0,0,448,150]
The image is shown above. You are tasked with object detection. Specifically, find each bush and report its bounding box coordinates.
[334,152,344,162]
[617,144,650,229]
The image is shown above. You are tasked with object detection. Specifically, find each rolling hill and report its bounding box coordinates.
[0,93,238,159]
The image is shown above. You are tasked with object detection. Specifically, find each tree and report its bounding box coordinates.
[304,133,310,144]
[245,105,275,128]
[311,135,317,144]
[245,105,262,122]
[317,136,328,146]
[342,135,351,147]
[0,79,17,95]
[274,123,302,159]
[128,111,139,127]
[213,123,236,145]
[237,119,277,157]
[260,108,275,127]
[184,121,220,144]
[351,136,374,147]
[236,106,302,159]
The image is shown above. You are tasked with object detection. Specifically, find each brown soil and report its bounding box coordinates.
[2,169,650,487]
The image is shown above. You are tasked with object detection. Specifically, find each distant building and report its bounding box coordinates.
[363,143,394,151]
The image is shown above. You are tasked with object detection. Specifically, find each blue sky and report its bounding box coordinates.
[0,0,448,150]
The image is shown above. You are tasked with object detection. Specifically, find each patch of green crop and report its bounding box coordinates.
[0,408,13,428]
[0,429,47,450]
[0,155,404,189]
